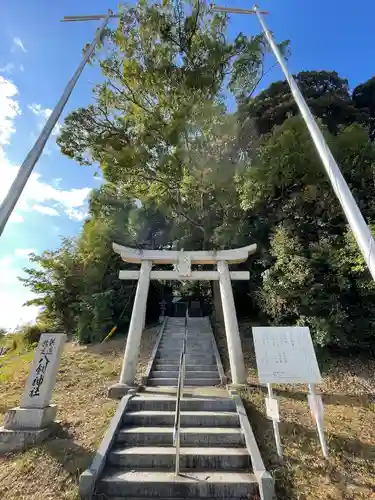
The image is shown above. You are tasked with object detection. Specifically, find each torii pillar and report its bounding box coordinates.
[108,243,256,398]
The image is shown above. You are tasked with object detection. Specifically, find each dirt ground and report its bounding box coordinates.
[214,320,375,500]
[0,325,158,500]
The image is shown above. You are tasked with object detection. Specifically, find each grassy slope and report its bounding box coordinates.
[214,321,375,500]
[0,326,157,500]
[1,321,375,499]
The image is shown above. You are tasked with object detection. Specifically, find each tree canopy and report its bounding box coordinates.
[57,0,273,250]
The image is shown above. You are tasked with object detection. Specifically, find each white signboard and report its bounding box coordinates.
[252,326,321,384]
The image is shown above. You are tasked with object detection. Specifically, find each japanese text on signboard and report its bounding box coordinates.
[29,338,56,398]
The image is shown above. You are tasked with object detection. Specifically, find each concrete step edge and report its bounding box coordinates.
[118,426,243,433]
[110,446,248,455]
[124,411,238,417]
[99,470,257,483]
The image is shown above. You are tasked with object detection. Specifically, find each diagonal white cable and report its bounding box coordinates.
[253,5,375,280]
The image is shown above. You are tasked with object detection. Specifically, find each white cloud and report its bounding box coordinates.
[64,207,88,221]
[9,213,24,223]
[0,76,91,330]
[32,204,60,216]
[19,64,24,72]
[0,256,39,330]
[28,102,61,136]
[52,122,62,136]
[15,248,36,258]
[28,103,51,120]
[13,37,26,53]
[0,164,91,221]
[0,85,91,222]
[0,63,14,74]
[0,76,21,145]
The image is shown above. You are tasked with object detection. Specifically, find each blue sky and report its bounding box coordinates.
[1,0,375,329]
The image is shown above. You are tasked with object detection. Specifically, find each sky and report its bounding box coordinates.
[1,0,375,330]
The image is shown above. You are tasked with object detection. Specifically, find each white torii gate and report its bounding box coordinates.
[109,242,256,394]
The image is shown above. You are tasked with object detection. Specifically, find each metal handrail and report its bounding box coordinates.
[173,310,188,475]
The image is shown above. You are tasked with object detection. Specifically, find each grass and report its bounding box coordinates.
[0,325,158,500]
[214,320,375,500]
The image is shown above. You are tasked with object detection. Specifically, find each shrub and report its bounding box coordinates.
[21,324,43,345]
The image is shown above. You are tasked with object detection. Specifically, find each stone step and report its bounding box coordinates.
[157,349,214,355]
[97,470,259,498]
[152,362,216,368]
[161,340,212,343]
[152,364,216,371]
[159,341,212,346]
[153,359,213,370]
[93,497,240,500]
[157,346,212,351]
[155,354,215,361]
[153,364,218,372]
[108,446,249,470]
[116,426,245,447]
[158,343,213,349]
[157,348,214,354]
[150,371,219,379]
[163,333,187,336]
[161,334,211,338]
[128,397,236,412]
[166,332,208,335]
[123,411,239,427]
[148,378,220,387]
[158,349,213,354]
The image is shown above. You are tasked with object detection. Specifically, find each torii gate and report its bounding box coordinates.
[110,242,256,394]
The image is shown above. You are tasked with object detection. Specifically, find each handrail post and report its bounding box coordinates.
[173,311,188,476]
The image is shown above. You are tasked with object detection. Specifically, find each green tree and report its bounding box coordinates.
[239,116,375,350]
[352,76,375,140]
[20,240,81,333]
[57,0,274,250]
[22,0,375,355]
[238,71,368,146]
[21,185,167,342]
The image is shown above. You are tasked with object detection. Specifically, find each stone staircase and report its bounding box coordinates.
[95,392,259,498]
[81,317,273,500]
[149,317,221,387]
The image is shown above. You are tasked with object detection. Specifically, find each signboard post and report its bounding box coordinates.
[266,383,282,457]
[252,326,328,458]
[308,383,328,458]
